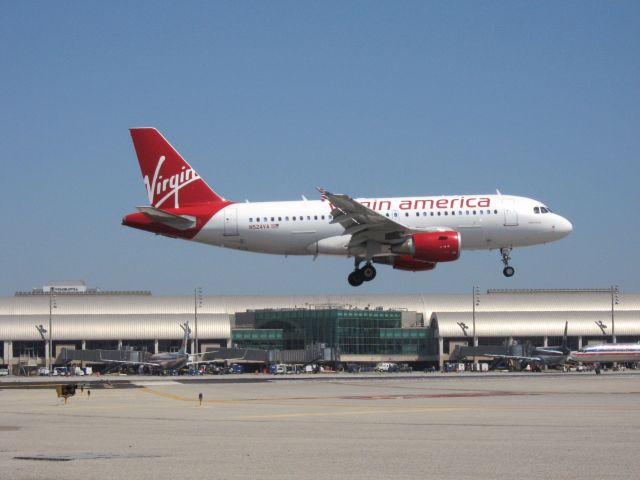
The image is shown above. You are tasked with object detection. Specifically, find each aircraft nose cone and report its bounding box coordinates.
[553,216,573,238]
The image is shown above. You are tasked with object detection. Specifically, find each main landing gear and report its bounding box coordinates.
[500,247,515,277]
[348,260,377,287]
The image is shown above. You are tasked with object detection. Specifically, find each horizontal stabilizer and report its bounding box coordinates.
[136,206,196,231]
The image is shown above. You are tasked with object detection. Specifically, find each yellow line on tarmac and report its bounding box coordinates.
[141,387,471,412]
[141,386,262,405]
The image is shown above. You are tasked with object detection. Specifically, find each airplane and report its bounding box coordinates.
[485,322,572,370]
[102,321,192,371]
[570,343,640,364]
[122,128,573,286]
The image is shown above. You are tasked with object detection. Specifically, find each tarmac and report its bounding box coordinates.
[2,371,640,480]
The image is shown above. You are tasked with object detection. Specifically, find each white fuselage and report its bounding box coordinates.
[571,344,640,364]
[192,194,572,258]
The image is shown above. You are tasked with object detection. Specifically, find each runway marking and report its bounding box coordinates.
[141,385,529,404]
[234,406,465,420]
[141,386,250,404]
[341,391,530,400]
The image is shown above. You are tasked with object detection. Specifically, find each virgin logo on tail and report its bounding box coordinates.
[143,155,201,208]
[130,128,223,208]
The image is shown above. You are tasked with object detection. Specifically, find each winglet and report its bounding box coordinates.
[316,186,329,202]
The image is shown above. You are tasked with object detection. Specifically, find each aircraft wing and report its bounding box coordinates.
[484,354,545,362]
[189,350,248,364]
[98,358,161,367]
[321,189,444,248]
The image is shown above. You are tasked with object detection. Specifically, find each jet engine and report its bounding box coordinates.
[385,256,436,271]
[391,231,460,262]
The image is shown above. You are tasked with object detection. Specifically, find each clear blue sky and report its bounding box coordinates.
[1,2,638,296]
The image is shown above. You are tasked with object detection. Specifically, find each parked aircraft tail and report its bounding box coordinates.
[560,321,570,355]
[179,321,191,355]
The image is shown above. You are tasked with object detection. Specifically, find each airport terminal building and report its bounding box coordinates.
[1,282,639,372]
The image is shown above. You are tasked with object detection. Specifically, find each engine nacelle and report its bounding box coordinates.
[373,256,436,271]
[390,256,436,272]
[391,231,460,262]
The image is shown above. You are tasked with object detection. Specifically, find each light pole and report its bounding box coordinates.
[472,286,480,371]
[48,291,57,376]
[194,287,203,356]
[35,324,47,372]
[611,285,619,344]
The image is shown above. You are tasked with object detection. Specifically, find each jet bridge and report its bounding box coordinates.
[57,348,148,364]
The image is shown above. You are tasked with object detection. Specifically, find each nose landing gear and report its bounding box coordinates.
[500,247,515,277]
[347,259,377,287]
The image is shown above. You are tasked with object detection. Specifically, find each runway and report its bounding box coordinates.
[2,372,640,480]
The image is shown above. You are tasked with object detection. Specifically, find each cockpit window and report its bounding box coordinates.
[540,207,548,213]
[534,207,540,214]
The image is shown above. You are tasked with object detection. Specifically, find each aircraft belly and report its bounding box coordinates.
[572,353,640,363]
[457,226,486,250]
[457,222,554,250]
[193,215,226,246]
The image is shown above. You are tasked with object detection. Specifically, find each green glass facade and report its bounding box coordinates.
[231,329,283,350]
[232,309,432,357]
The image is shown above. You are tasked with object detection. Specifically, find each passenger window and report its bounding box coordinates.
[437,212,441,216]
[249,218,253,222]
[307,216,311,220]
[271,217,274,222]
[285,216,289,221]
[263,217,267,222]
[444,212,448,216]
[416,212,420,217]
[430,212,434,216]
[278,217,282,221]
[385,213,389,217]
[314,216,318,220]
[494,210,498,214]
[321,215,325,220]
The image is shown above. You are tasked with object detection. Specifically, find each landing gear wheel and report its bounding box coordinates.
[348,270,364,287]
[499,247,515,278]
[361,264,377,282]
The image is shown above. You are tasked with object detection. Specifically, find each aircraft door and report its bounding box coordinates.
[223,207,239,236]
[502,199,519,226]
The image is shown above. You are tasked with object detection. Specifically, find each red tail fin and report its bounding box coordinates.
[130,128,224,208]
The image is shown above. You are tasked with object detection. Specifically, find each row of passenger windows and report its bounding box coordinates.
[390,210,498,218]
[250,215,332,223]
[248,209,499,223]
